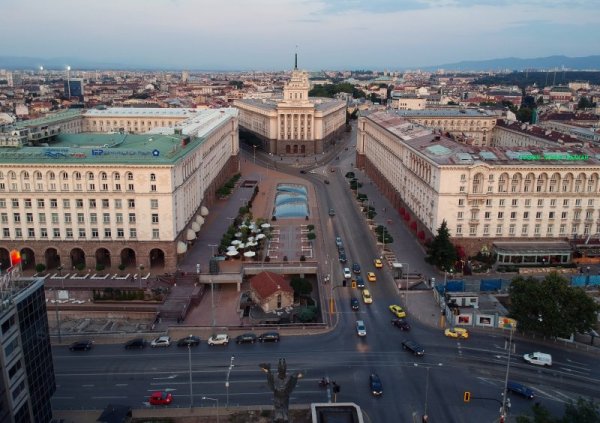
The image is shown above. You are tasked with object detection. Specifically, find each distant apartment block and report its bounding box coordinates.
[0,276,56,423]
[64,78,84,102]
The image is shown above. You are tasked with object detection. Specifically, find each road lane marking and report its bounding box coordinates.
[82,384,94,387]
[92,396,128,399]
[152,375,177,380]
[534,387,567,402]
[53,396,75,400]
[115,384,128,387]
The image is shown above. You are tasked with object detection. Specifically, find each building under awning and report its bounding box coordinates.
[493,241,572,265]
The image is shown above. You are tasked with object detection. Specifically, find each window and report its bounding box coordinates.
[150,173,156,181]
[152,213,159,224]
[572,224,579,234]
[496,225,503,235]
[509,224,516,235]
[2,228,9,237]
[574,211,581,219]
[11,199,19,208]
[535,212,542,219]
[128,183,134,191]
[485,199,492,207]
[537,199,544,207]
[0,213,6,223]
[77,213,84,224]
[457,212,463,220]
[90,213,97,224]
[66,228,73,238]
[37,199,45,208]
[547,224,553,235]
[102,199,109,208]
[63,199,70,208]
[499,199,505,207]
[15,228,22,238]
[523,212,529,219]
[588,199,594,206]
[150,199,158,209]
[128,199,135,208]
[534,224,541,235]
[549,212,555,219]
[152,228,160,239]
[469,226,477,236]
[498,212,504,219]
[89,199,96,208]
[130,228,137,238]
[521,224,528,235]
[128,213,136,223]
[117,228,124,238]
[104,229,111,238]
[575,199,582,206]
[76,199,83,208]
[563,199,569,207]
[484,212,491,219]
[510,212,516,219]
[550,199,556,207]
[53,228,60,238]
[586,211,594,219]
[458,199,464,206]
[0,199,5,208]
[91,228,98,238]
[483,224,490,235]
[24,199,31,208]
[470,211,478,220]
[64,213,71,223]
[561,212,568,219]
[50,198,57,208]
[51,213,59,224]
[456,225,462,234]
[151,184,157,192]
[13,213,20,223]
[511,199,518,206]
[560,224,566,234]
[115,199,122,209]
[78,228,86,238]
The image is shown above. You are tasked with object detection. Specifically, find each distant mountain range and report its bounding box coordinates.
[420,55,600,72]
[1,54,600,72]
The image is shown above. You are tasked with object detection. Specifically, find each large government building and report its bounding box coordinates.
[357,110,600,261]
[234,57,346,156]
[0,107,239,272]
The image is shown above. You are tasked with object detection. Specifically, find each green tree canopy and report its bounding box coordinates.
[508,272,599,337]
[425,220,457,271]
[516,397,600,423]
[577,96,593,109]
[290,277,313,296]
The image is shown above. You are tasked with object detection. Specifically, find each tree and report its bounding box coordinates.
[562,397,600,423]
[516,402,558,423]
[296,306,317,322]
[508,272,600,338]
[425,220,457,271]
[578,96,593,109]
[290,277,313,296]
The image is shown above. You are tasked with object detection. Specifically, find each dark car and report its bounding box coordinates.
[391,319,411,331]
[300,170,307,174]
[402,340,424,357]
[124,338,146,349]
[369,373,383,396]
[355,276,365,289]
[352,263,361,274]
[236,333,257,344]
[69,340,93,351]
[507,381,535,399]
[328,208,335,216]
[258,332,280,343]
[350,297,360,311]
[177,335,200,347]
[324,179,330,185]
[339,252,347,263]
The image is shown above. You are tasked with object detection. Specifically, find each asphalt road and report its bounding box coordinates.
[52,127,600,421]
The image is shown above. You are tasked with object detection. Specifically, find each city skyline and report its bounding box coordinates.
[1,0,599,70]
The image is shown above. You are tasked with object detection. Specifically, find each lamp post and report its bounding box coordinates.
[226,356,235,408]
[202,397,219,423]
[57,265,64,289]
[210,279,216,330]
[398,262,410,311]
[252,144,257,164]
[138,264,144,289]
[188,344,193,409]
[50,288,62,343]
[500,326,515,422]
[66,65,71,99]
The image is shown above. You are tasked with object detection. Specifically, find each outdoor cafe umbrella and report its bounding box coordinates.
[227,246,237,251]
[243,251,256,258]
[255,233,266,240]
[235,232,243,238]
[246,241,258,247]
[237,243,246,249]
[231,240,242,245]
[226,250,239,257]
[261,223,271,229]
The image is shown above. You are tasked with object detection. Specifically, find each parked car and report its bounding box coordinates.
[339,252,347,263]
[300,170,306,174]
[523,352,552,367]
[335,237,343,248]
[367,272,376,282]
[324,179,330,185]
[343,268,352,279]
[177,335,200,347]
[374,258,383,268]
[207,334,230,346]
[124,337,146,349]
[151,336,171,348]
[391,319,411,331]
[369,373,383,396]
[149,391,173,405]
[350,297,360,311]
[362,289,373,304]
[328,208,335,216]
[352,263,361,274]
[444,328,469,339]
[258,332,280,342]
[402,340,424,357]
[356,320,367,336]
[69,340,93,351]
[236,333,257,344]
[389,304,407,318]
[355,276,365,289]
[507,381,535,399]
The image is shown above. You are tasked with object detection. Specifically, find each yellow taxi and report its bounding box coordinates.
[389,304,406,318]
[444,328,469,339]
[367,272,377,282]
[374,258,383,268]
[362,289,373,304]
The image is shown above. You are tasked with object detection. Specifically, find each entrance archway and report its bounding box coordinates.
[70,248,86,269]
[44,248,61,270]
[149,249,165,269]
[20,248,36,271]
[95,248,111,269]
[0,248,9,272]
[120,248,136,268]
[285,145,291,154]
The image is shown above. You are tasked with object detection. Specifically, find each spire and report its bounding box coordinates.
[294,53,297,70]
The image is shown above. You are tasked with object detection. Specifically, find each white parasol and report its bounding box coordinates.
[227,246,238,251]
[255,233,266,240]
[231,240,242,245]
[261,223,271,229]
[243,251,256,258]
[226,250,239,257]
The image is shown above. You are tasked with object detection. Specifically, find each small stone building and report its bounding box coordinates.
[249,271,294,312]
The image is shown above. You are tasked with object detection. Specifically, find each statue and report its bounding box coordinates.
[259,358,303,422]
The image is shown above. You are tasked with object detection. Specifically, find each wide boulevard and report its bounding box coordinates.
[52,127,600,422]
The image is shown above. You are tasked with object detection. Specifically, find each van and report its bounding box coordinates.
[523,352,552,367]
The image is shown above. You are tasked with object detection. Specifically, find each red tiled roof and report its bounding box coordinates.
[250,271,293,300]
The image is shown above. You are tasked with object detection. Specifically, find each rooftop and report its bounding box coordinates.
[14,109,82,128]
[395,108,494,118]
[84,107,199,118]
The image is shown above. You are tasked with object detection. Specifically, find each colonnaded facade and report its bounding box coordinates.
[356,110,600,259]
[0,108,239,272]
[234,58,346,156]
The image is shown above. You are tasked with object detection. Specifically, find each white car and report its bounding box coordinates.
[207,334,230,346]
[343,268,352,279]
[523,352,552,367]
[150,335,171,348]
[356,320,366,337]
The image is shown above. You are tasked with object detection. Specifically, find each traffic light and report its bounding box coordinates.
[10,250,21,267]
[463,391,471,402]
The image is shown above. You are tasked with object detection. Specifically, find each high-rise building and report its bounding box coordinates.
[0,274,56,423]
[64,78,84,102]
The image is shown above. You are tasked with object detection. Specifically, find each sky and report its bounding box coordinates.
[1,0,599,70]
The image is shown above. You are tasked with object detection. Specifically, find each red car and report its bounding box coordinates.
[149,391,173,405]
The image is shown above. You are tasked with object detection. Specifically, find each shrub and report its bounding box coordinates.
[264,256,271,262]
[307,232,316,240]
[118,264,126,271]
[300,255,306,261]
[272,216,277,221]
[297,306,317,322]
[96,264,105,271]
[75,263,86,271]
[307,224,315,231]
[35,263,46,273]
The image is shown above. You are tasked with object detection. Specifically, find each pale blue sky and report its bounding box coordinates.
[0,0,598,70]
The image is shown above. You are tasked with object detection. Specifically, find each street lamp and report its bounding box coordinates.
[57,265,64,289]
[49,288,62,343]
[500,326,515,422]
[398,262,410,311]
[210,279,216,330]
[226,356,235,408]
[188,343,193,409]
[138,264,144,289]
[202,397,219,423]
